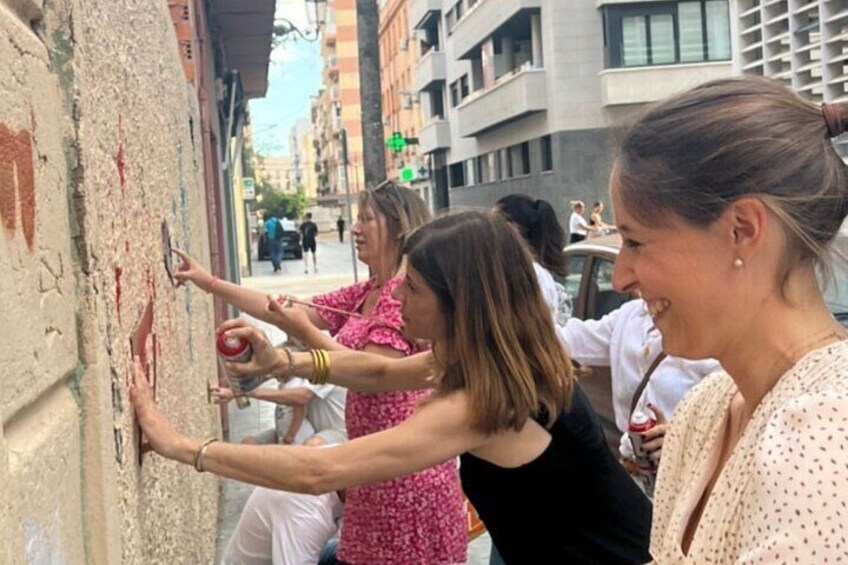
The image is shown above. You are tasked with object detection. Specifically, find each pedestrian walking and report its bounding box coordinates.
[129,211,652,565]
[299,213,319,274]
[611,76,848,561]
[336,215,345,243]
[264,209,285,272]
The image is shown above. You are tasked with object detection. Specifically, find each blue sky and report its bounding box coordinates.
[249,0,322,156]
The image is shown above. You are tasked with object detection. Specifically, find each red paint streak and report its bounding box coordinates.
[115,117,126,193]
[115,267,123,325]
[124,240,129,253]
[0,123,36,250]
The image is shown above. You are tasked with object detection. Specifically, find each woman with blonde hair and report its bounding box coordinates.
[174,183,466,564]
[612,76,848,561]
[130,211,651,564]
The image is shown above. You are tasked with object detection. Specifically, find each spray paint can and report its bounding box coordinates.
[628,409,658,470]
[216,333,262,409]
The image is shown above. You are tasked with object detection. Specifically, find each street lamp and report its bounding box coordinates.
[273,0,328,43]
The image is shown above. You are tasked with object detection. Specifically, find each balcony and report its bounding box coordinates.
[457,68,546,137]
[419,119,451,153]
[600,61,732,106]
[415,50,446,92]
[452,0,541,59]
[410,0,441,30]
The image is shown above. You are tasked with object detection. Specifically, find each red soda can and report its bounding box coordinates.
[628,409,657,469]
[216,333,261,409]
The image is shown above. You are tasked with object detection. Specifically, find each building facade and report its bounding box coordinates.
[256,155,295,193]
[290,117,319,198]
[410,0,735,215]
[732,0,848,103]
[379,0,431,206]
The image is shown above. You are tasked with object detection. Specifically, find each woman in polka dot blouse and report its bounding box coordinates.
[611,77,848,562]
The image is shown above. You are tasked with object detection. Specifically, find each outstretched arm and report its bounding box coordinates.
[219,318,436,392]
[129,357,480,493]
[171,248,328,330]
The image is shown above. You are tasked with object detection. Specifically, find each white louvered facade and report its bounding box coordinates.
[735,0,848,102]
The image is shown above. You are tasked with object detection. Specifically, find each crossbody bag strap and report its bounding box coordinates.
[629,352,668,418]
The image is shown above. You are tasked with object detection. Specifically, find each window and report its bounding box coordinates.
[587,258,630,320]
[449,162,466,187]
[449,75,470,107]
[430,86,445,119]
[475,154,492,184]
[509,142,530,176]
[603,1,731,68]
[540,135,553,172]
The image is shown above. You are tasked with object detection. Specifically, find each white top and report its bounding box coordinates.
[556,299,721,458]
[533,262,572,325]
[650,340,848,563]
[302,382,347,439]
[569,212,589,236]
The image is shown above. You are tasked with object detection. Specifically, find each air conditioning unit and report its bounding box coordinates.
[402,98,412,110]
[399,38,409,51]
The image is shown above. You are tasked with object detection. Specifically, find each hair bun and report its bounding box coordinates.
[822,103,845,138]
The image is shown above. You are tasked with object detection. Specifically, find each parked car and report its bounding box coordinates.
[278,226,303,260]
[563,231,848,450]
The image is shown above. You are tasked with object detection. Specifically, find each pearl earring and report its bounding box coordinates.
[733,258,744,268]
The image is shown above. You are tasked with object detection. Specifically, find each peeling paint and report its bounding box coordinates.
[0,123,36,250]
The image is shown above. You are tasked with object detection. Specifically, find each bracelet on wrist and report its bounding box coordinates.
[193,437,219,472]
[307,349,331,385]
[275,346,296,382]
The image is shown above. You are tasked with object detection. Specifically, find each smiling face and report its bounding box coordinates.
[392,266,446,343]
[610,170,738,360]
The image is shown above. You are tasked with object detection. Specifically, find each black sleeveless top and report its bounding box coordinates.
[460,385,652,564]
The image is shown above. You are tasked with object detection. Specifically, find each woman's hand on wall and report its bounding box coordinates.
[210,385,235,405]
[127,356,189,462]
[172,248,216,292]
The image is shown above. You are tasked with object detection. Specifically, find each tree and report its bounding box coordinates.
[256,185,309,221]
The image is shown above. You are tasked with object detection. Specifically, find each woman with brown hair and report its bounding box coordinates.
[130,211,651,564]
[174,183,467,565]
[611,77,848,561]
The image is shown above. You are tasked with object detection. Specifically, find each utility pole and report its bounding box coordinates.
[340,128,359,282]
[356,0,386,189]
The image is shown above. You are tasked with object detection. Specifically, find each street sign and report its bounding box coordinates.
[385,132,407,153]
[242,177,256,200]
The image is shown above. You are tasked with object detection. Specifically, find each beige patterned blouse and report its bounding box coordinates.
[650,339,848,563]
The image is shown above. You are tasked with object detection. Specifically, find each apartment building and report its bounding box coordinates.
[379,0,431,205]
[290,117,318,198]
[733,0,848,103]
[410,0,734,214]
[256,155,295,193]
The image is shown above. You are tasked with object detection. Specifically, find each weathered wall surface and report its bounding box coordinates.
[0,0,220,563]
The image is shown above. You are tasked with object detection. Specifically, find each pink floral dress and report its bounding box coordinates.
[313,276,467,565]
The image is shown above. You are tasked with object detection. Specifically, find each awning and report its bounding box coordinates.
[211,0,276,98]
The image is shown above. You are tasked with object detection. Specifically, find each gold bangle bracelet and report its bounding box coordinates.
[193,437,219,472]
[319,349,331,384]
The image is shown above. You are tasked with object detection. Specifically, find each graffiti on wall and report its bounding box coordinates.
[0,123,36,250]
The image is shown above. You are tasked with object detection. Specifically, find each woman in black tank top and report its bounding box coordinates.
[130,212,650,564]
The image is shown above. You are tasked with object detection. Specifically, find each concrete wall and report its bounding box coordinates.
[0,1,219,563]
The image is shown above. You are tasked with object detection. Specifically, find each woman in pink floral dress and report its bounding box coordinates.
[276,184,466,564]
